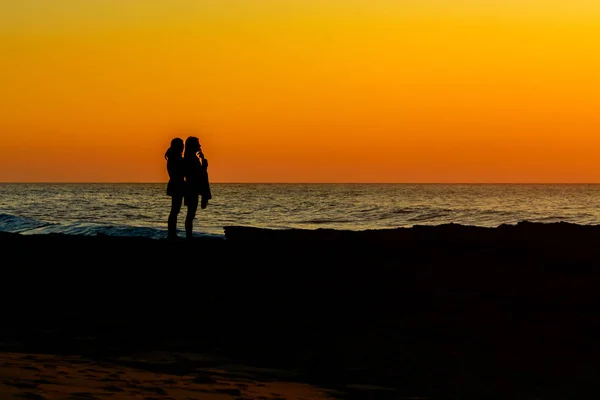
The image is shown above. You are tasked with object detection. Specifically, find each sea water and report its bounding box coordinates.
[1,183,600,239]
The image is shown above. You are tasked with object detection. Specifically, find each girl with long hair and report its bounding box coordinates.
[165,137,185,240]
[183,136,212,239]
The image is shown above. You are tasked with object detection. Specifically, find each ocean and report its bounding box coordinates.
[1,183,600,240]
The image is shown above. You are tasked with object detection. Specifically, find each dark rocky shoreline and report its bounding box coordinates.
[2,221,600,399]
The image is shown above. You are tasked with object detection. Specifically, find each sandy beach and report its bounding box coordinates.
[0,351,344,400]
[2,222,600,399]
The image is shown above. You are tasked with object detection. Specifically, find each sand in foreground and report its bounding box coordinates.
[0,351,344,400]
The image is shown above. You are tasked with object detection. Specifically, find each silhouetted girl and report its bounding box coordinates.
[183,136,212,239]
[165,137,185,240]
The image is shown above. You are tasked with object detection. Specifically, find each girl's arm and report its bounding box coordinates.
[199,151,208,169]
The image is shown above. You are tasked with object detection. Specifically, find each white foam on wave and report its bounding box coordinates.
[0,213,224,240]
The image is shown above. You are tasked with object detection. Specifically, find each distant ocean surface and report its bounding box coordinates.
[2,183,600,240]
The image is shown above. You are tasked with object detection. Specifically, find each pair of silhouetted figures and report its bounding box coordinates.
[165,136,212,240]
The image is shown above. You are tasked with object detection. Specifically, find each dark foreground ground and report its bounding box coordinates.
[2,221,600,399]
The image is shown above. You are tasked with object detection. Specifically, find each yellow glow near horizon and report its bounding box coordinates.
[1,1,600,182]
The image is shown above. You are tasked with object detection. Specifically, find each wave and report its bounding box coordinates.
[528,215,573,223]
[0,213,224,240]
[0,213,55,233]
[407,212,451,222]
[299,218,356,225]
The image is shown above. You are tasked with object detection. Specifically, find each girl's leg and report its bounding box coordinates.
[168,195,183,238]
[185,195,199,239]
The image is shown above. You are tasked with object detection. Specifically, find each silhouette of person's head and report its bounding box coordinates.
[184,136,201,158]
[165,137,184,160]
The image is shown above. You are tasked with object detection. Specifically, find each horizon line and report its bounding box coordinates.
[4,182,600,185]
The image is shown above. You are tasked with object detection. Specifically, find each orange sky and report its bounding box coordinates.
[1,1,600,183]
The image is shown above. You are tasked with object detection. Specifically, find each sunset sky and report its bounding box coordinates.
[2,1,600,183]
